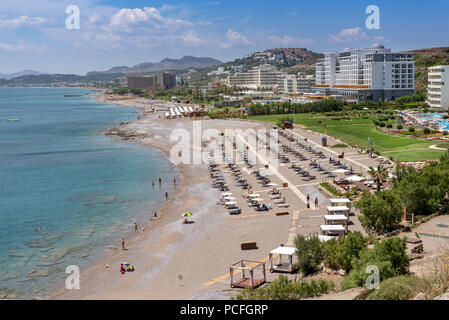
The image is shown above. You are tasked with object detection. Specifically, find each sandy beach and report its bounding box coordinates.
[50,94,386,300]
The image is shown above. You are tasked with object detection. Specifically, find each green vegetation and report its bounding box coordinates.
[234,275,335,300]
[342,237,409,290]
[295,235,324,275]
[247,111,441,161]
[394,156,449,216]
[322,232,367,272]
[320,182,354,198]
[356,191,403,236]
[368,275,426,300]
[331,143,348,148]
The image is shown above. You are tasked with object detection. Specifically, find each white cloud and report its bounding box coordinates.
[327,27,369,44]
[0,42,47,52]
[220,29,251,48]
[268,35,314,46]
[181,30,205,46]
[0,15,50,28]
[105,7,192,33]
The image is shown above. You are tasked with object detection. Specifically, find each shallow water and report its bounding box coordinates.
[0,88,177,299]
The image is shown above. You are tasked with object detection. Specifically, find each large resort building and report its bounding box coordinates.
[314,45,415,102]
[127,72,176,90]
[227,64,281,90]
[427,66,449,111]
[277,73,315,94]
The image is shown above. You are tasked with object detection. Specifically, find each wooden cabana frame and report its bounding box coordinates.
[230,260,266,289]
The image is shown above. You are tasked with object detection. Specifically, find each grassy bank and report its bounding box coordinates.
[247,113,446,161]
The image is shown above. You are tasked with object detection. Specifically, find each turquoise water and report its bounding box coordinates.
[0,88,177,299]
[418,113,449,130]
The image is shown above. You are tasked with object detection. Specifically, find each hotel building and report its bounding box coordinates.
[277,73,316,94]
[227,64,281,90]
[314,45,415,102]
[427,66,449,111]
[127,72,176,90]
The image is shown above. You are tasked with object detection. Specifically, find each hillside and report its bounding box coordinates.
[187,48,323,84]
[0,70,47,80]
[412,47,449,92]
[87,56,222,76]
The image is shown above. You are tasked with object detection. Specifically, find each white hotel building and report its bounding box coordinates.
[227,64,281,90]
[314,44,415,102]
[427,66,449,111]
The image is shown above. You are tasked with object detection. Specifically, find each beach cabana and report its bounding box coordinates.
[329,199,351,212]
[269,246,297,273]
[324,215,348,233]
[327,206,350,218]
[230,260,266,289]
[320,224,346,238]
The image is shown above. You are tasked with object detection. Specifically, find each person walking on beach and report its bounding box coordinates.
[158,178,162,186]
[174,178,176,186]
[152,180,155,188]
[154,211,158,218]
[165,191,168,200]
[307,194,310,209]
[121,238,126,250]
[314,198,319,210]
[134,223,138,233]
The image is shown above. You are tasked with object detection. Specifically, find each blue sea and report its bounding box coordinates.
[0,88,177,299]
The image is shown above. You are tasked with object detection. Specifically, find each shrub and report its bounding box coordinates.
[323,232,367,272]
[368,275,425,300]
[295,235,324,275]
[342,237,409,290]
[408,127,415,133]
[443,131,448,136]
[386,123,393,129]
[379,122,386,128]
[397,124,403,130]
[356,191,403,235]
[423,128,431,134]
[234,275,335,300]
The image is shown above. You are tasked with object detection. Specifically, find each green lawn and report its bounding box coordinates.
[247,113,441,161]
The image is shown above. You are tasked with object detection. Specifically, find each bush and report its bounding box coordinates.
[408,127,415,133]
[342,237,409,290]
[295,235,324,275]
[379,122,386,128]
[368,275,425,300]
[234,275,335,300]
[386,123,393,129]
[423,128,431,134]
[356,191,403,235]
[397,124,403,130]
[323,232,367,272]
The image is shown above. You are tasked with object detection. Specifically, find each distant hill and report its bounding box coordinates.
[87,56,222,76]
[412,47,449,92]
[0,70,47,80]
[187,48,323,84]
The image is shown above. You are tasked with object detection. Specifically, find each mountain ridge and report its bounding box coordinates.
[87,55,222,76]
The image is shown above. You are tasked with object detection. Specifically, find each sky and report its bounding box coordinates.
[0,0,448,74]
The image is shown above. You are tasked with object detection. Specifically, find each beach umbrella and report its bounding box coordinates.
[248,194,260,198]
[122,262,135,272]
[253,198,264,202]
[224,196,236,200]
[222,192,233,196]
[181,211,193,217]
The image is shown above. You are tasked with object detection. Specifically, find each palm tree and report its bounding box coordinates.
[368,165,388,193]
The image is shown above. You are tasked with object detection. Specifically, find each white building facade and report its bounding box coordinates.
[314,45,415,102]
[277,73,315,94]
[427,66,449,111]
[227,64,281,90]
